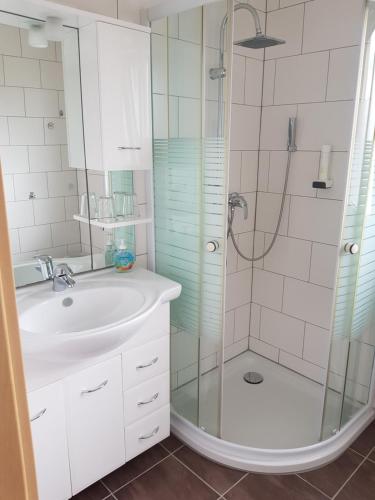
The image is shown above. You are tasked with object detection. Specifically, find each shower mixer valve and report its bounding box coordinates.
[228,193,248,219]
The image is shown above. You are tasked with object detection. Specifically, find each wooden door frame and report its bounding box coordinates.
[0,168,38,499]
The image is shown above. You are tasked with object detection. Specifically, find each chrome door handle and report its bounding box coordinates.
[137,392,159,406]
[139,426,159,440]
[344,242,359,255]
[30,408,47,422]
[81,379,108,395]
[136,357,158,370]
[206,240,219,253]
[117,146,141,150]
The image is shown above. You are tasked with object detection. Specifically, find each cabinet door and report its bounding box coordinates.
[28,382,71,500]
[65,356,125,494]
[97,22,152,170]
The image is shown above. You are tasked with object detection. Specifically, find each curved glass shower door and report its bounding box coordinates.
[151,1,232,436]
[322,4,375,439]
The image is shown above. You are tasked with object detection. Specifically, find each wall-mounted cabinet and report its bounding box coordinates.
[79,22,152,171]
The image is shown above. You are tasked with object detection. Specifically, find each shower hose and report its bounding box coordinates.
[227,149,293,262]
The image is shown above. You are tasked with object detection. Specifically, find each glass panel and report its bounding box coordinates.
[322,3,375,438]
[152,1,230,436]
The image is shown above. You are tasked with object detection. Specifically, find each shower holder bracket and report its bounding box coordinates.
[312,179,333,189]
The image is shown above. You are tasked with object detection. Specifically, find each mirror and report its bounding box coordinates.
[0,12,93,287]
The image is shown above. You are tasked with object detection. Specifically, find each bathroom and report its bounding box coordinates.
[0,0,375,498]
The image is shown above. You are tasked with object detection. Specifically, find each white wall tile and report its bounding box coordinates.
[264,234,311,280]
[225,310,235,346]
[9,229,20,254]
[265,4,304,59]
[0,24,21,56]
[260,105,297,150]
[234,303,251,341]
[151,34,167,95]
[297,101,355,152]
[288,196,343,245]
[255,192,289,235]
[274,52,329,104]
[303,0,364,53]
[226,235,238,274]
[230,104,261,151]
[8,117,44,145]
[14,172,48,201]
[19,29,56,61]
[0,56,4,86]
[178,98,201,138]
[327,46,361,101]
[283,277,333,328]
[47,171,77,197]
[229,151,241,193]
[252,268,284,310]
[0,146,29,173]
[245,58,263,106]
[0,117,9,145]
[33,197,65,224]
[44,118,67,145]
[241,151,258,192]
[0,87,25,116]
[267,0,280,11]
[51,220,80,246]
[249,336,279,362]
[224,338,249,361]
[40,61,64,90]
[19,224,52,253]
[64,195,79,220]
[169,39,201,99]
[4,56,40,87]
[250,303,261,338]
[225,269,252,311]
[262,60,275,106]
[29,145,61,172]
[3,174,14,201]
[310,243,338,289]
[260,307,305,356]
[303,323,331,368]
[179,8,202,44]
[232,54,245,104]
[151,94,168,140]
[279,351,326,383]
[25,88,59,117]
[231,192,256,233]
[257,151,270,191]
[237,232,254,271]
[6,200,34,228]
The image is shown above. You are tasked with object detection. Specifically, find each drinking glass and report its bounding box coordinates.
[98,196,115,222]
[113,191,127,219]
[80,192,98,219]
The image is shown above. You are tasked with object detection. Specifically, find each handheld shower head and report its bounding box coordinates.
[288,117,297,152]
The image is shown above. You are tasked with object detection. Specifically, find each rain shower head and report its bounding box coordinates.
[234,33,285,49]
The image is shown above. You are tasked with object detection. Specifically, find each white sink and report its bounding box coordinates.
[17,269,181,361]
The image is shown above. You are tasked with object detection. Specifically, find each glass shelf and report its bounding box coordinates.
[73,214,152,229]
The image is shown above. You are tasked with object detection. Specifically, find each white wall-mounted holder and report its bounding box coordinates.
[313,145,333,189]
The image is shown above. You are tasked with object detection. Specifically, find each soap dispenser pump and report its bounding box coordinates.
[114,239,135,273]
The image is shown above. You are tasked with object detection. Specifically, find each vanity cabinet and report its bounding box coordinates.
[27,303,171,499]
[65,356,125,494]
[28,382,71,500]
[79,21,152,171]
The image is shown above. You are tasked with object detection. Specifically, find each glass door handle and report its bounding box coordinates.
[344,243,359,255]
[206,241,219,253]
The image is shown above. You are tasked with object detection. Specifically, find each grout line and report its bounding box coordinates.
[348,447,366,458]
[220,471,249,497]
[172,454,223,496]
[331,446,375,499]
[100,479,112,495]
[296,474,331,499]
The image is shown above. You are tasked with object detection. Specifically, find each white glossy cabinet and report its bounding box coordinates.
[28,382,71,500]
[65,356,125,494]
[79,21,152,171]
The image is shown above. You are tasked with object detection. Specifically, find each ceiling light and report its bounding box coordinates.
[28,24,48,49]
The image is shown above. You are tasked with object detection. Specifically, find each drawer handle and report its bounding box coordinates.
[137,392,159,406]
[30,408,47,422]
[117,146,141,150]
[136,357,158,370]
[81,379,108,395]
[139,426,159,440]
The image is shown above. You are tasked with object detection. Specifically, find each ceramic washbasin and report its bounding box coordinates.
[17,269,181,362]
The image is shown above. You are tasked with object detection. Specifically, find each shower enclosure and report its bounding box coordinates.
[150,0,375,471]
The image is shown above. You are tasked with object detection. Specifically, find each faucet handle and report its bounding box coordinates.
[34,255,54,279]
[53,263,74,277]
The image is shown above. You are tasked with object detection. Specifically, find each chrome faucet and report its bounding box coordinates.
[34,255,75,292]
[228,192,248,220]
[52,263,75,292]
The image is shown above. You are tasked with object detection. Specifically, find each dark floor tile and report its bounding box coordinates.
[300,449,362,497]
[102,444,168,492]
[71,481,110,500]
[160,433,183,453]
[368,449,375,462]
[335,460,375,500]
[175,446,246,495]
[350,420,375,456]
[224,473,326,500]
[114,456,217,500]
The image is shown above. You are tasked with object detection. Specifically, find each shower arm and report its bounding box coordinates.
[218,3,263,68]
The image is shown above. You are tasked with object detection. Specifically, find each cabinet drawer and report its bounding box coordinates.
[125,405,170,461]
[65,356,125,494]
[124,372,169,426]
[123,336,169,389]
[28,382,71,500]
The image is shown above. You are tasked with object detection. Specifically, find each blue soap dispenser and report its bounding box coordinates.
[114,239,135,273]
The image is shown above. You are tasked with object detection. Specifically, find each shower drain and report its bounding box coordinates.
[243,372,264,384]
